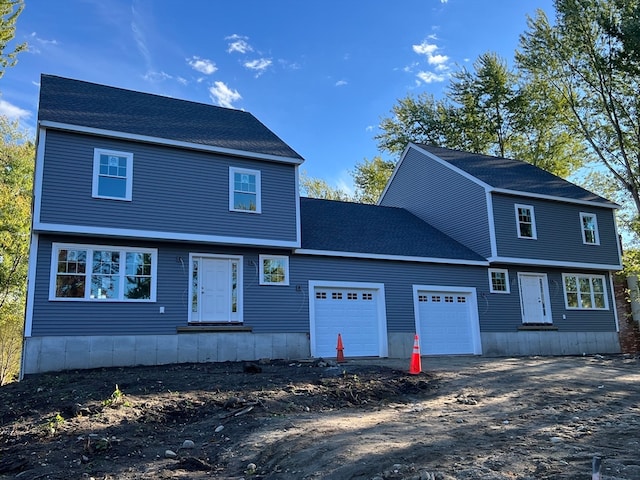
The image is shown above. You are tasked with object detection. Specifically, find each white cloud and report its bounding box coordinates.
[0,99,31,120]
[209,81,242,108]
[413,41,438,56]
[131,10,151,67]
[244,58,272,76]
[177,76,188,85]
[226,34,253,54]
[27,32,59,54]
[335,80,348,87]
[187,56,217,75]
[412,38,451,84]
[428,53,449,66]
[417,71,446,83]
[143,70,172,82]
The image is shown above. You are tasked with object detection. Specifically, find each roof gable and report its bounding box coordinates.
[300,197,486,263]
[415,144,616,207]
[37,75,303,161]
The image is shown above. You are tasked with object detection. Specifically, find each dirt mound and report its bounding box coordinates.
[1,355,639,479]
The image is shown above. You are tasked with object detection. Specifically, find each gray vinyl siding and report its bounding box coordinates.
[481,265,617,333]
[492,193,620,265]
[31,235,617,338]
[39,130,298,243]
[380,147,491,257]
[31,235,489,336]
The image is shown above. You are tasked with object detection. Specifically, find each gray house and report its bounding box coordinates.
[21,75,623,375]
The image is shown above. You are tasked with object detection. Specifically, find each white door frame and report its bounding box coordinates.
[309,280,388,357]
[412,284,482,355]
[517,272,552,324]
[189,253,243,322]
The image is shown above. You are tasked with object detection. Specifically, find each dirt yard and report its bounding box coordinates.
[0,354,639,480]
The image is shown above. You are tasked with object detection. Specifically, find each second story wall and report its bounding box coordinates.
[36,130,299,246]
[492,192,620,267]
[380,146,492,258]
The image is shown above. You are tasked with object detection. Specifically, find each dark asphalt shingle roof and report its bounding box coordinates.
[300,197,486,262]
[417,144,616,206]
[38,74,303,161]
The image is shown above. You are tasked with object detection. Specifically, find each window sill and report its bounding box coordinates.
[178,324,253,333]
[518,324,558,331]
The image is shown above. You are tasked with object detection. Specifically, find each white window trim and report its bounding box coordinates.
[580,212,600,245]
[49,242,157,302]
[92,148,133,201]
[515,203,537,239]
[229,167,262,213]
[561,273,609,310]
[488,268,510,294]
[259,254,289,286]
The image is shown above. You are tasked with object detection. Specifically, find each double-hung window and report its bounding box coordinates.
[92,149,133,201]
[515,204,537,239]
[259,255,289,285]
[562,273,608,310]
[580,213,600,245]
[229,167,261,213]
[51,243,156,301]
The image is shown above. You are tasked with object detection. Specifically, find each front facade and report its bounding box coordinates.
[22,77,622,375]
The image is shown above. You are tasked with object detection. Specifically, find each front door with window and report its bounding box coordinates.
[191,256,241,322]
[518,273,551,324]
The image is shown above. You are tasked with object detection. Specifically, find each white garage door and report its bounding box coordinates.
[416,289,480,355]
[311,284,386,358]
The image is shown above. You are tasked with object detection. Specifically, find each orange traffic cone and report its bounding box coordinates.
[409,334,421,374]
[336,333,345,363]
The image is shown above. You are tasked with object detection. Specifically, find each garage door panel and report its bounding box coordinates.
[417,290,478,355]
[312,287,382,358]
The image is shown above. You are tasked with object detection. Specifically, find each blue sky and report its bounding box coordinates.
[2,0,555,192]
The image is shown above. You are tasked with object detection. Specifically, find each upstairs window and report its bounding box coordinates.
[259,255,289,285]
[515,204,537,239]
[230,167,261,213]
[562,273,608,310]
[580,213,600,245]
[489,268,510,293]
[92,149,133,201]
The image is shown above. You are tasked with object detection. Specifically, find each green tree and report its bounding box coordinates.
[352,156,395,204]
[299,171,352,201]
[0,0,26,79]
[376,52,585,178]
[517,0,640,237]
[0,117,33,384]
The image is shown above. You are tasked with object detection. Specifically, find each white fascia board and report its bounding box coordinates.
[39,121,304,165]
[488,255,622,271]
[490,188,619,209]
[295,248,489,266]
[34,221,301,249]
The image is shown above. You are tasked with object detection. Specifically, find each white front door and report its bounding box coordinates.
[518,273,551,324]
[191,256,241,322]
